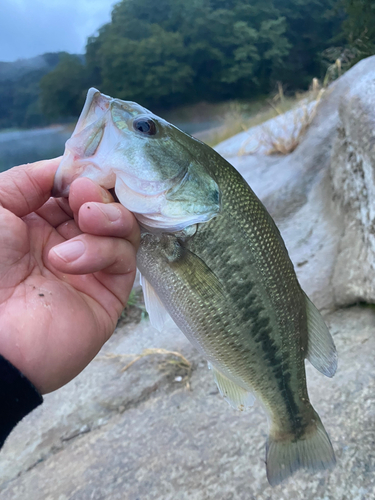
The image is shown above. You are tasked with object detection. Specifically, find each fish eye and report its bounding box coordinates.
[133,118,157,136]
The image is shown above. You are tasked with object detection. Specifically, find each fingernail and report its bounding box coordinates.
[99,204,121,222]
[52,240,85,262]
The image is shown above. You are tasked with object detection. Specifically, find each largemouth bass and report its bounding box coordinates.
[53,88,337,485]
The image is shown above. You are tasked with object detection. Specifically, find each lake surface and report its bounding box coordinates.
[0,126,73,172]
[0,119,221,174]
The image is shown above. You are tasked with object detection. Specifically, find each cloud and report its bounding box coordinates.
[0,0,116,62]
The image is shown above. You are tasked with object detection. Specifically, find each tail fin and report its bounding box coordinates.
[266,413,336,486]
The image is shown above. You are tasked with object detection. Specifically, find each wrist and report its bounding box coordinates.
[0,354,43,448]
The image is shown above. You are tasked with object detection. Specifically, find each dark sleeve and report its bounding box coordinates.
[0,355,43,449]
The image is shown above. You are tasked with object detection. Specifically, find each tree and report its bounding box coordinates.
[182,0,291,99]
[274,0,343,88]
[86,0,292,106]
[86,0,194,107]
[341,0,375,63]
[40,53,87,119]
[0,53,61,129]
[5,0,358,127]
[94,25,194,106]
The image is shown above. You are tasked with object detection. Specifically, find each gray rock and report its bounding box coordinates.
[1,56,375,499]
[330,60,375,305]
[1,307,374,499]
[0,318,193,488]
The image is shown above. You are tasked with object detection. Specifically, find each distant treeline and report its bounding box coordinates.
[0,53,59,129]
[0,0,374,130]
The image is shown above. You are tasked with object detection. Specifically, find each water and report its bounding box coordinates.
[173,119,221,136]
[0,119,221,174]
[0,126,72,173]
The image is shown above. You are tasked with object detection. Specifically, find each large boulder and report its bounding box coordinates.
[218,55,375,312]
[1,56,375,499]
[330,64,375,305]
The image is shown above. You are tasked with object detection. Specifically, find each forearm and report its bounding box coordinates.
[0,355,43,449]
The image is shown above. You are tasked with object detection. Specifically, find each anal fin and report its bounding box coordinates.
[140,274,170,332]
[304,292,337,378]
[208,363,255,411]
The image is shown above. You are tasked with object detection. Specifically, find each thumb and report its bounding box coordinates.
[0,158,61,217]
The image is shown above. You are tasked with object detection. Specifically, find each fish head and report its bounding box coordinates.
[53,88,220,232]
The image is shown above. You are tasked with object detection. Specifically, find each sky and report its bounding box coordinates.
[0,0,117,62]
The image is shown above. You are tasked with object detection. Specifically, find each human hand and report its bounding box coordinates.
[0,158,140,394]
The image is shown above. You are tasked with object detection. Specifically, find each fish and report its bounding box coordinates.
[53,88,337,486]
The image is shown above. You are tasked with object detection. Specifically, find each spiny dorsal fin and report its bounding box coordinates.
[208,363,255,411]
[304,292,337,378]
[140,273,170,332]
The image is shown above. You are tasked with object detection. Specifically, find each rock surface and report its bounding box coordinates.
[331,65,375,305]
[1,56,375,499]
[1,307,374,500]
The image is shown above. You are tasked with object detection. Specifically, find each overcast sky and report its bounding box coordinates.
[0,0,117,62]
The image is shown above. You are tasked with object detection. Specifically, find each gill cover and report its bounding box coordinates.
[53,88,220,232]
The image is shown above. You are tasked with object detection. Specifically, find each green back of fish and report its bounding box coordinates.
[138,141,308,428]
[137,136,337,486]
[53,87,337,485]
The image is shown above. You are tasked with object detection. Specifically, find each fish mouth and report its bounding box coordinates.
[109,188,120,203]
[51,89,188,211]
[74,88,111,135]
[52,89,116,198]
[75,87,146,136]
[52,157,117,198]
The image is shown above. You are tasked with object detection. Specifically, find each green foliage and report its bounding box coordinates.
[2,0,374,129]
[84,0,297,107]
[0,54,61,129]
[40,53,87,119]
[274,0,344,88]
[341,0,375,63]
[96,26,193,106]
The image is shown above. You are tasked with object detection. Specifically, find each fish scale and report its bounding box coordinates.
[182,203,306,414]
[53,88,337,486]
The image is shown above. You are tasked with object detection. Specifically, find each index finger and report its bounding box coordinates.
[0,158,61,217]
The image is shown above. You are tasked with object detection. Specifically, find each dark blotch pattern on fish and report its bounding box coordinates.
[194,224,304,433]
[247,295,303,433]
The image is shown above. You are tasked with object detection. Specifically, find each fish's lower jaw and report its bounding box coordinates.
[265,415,335,486]
[136,214,191,234]
[52,152,82,197]
[52,172,71,198]
[135,211,211,234]
[52,153,117,198]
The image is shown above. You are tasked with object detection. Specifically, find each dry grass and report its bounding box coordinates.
[256,105,314,155]
[238,80,325,156]
[97,348,192,389]
[119,348,190,373]
[236,59,352,156]
[201,96,298,147]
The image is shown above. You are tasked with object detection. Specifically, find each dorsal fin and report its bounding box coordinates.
[304,292,337,378]
[208,363,255,411]
[140,274,170,332]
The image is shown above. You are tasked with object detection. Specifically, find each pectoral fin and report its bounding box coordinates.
[140,273,170,332]
[304,292,337,377]
[208,363,255,411]
[168,245,224,300]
